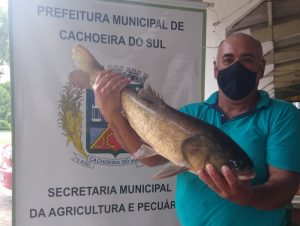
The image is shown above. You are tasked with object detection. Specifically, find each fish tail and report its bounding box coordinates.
[72,45,105,81]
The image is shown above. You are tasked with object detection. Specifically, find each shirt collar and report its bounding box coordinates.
[256,90,271,109]
[204,90,271,110]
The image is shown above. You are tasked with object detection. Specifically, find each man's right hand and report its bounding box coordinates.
[92,70,167,166]
[92,70,130,123]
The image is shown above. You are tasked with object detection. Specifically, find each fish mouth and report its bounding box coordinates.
[228,160,255,181]
[236,170,256,181]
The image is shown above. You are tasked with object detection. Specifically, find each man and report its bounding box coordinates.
[93,33,300,226]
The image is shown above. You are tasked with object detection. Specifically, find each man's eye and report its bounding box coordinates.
[241,58,254,63]
[223,58,233,64]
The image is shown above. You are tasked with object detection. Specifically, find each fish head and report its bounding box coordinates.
[210,148,256,181]
[181,133,256,181]
[227,158,256,181]
[181,133,228,172]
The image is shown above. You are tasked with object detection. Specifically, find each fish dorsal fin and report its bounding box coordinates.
[133,144,158,160]
[138,85,163,105]
[145,84,162,99]
[152,162,189,179]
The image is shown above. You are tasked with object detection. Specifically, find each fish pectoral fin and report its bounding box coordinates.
[133,144,158,160]
[152,163,189,179]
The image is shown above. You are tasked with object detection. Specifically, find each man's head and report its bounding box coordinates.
[214,33,266,101]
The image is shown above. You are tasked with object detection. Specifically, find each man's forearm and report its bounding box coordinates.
[248,169,300,210]
[107,112,143,155]
[250,181,298,210]
[107,112,168,167]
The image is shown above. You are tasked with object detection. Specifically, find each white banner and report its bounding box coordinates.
[11,0,206,225]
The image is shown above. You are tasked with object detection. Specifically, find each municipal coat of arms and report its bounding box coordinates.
[57,45,148,168]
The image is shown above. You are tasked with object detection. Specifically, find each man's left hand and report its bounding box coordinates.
[197,164,255,206]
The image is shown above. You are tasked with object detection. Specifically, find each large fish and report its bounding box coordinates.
[70,45,256,181]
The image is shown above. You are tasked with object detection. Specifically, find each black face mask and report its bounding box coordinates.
[217,61,257,101]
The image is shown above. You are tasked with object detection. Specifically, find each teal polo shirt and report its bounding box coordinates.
[176,90,300,226]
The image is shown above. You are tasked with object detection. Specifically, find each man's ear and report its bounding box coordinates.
[258,59,266,79]
[213,60,218,79]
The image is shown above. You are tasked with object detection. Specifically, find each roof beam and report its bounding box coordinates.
[251,19,300,43]
[275,61,300,71]
[265,51,300,64]
[267,1,273,27]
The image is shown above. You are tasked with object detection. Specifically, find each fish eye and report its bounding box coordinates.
[228,159,239,171]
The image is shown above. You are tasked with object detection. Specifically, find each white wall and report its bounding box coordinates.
[137,0,265,98]
[107,0,265,99]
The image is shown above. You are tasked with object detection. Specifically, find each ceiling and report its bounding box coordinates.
[226,0,300,102]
